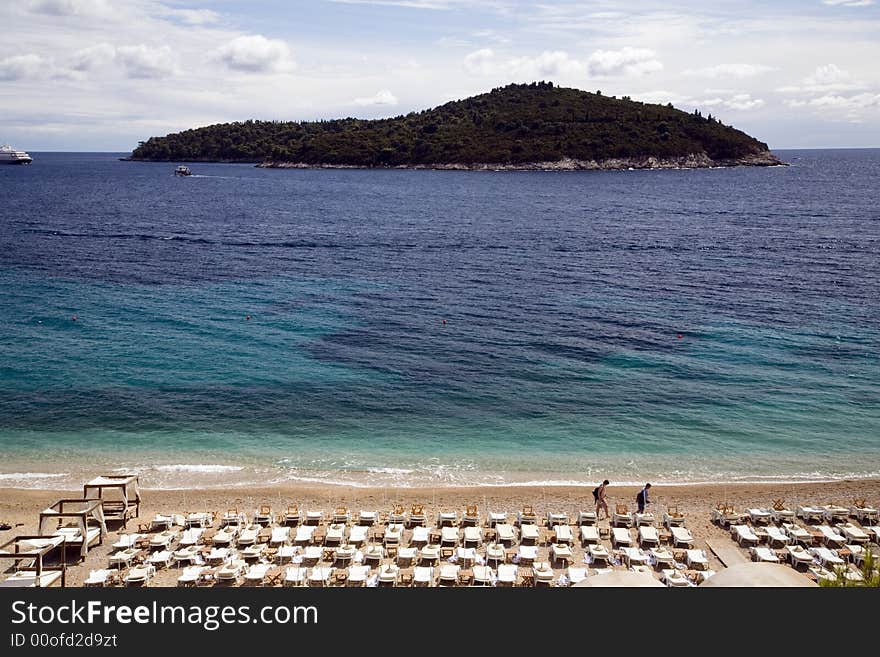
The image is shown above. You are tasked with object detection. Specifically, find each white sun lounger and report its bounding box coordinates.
[650,547,674,569]
[413,566,435,587]
[472,565,494,586]
[410,526,429,546]
[176,565,205,587]
[546,511,568,528]
[396,546,417,566]
[237,526,260,547]
[347,565,370,586]
[123,565,154,586]
[348,525,368,546]
[147,550,173,569]
[496,563,517,586]
[851,503,879,524]
[811,546,845,567]
[533,561,554,586]
[283,566,307,587]
[517,545,538,565]
[241,543,267,561]
[747,508,772,525]
[632,511,654,527]
[838,523,869,544]
[638,526,659,548]
[185,512,212,528]
[112,533,145,550]
[686,549,709,570]
[179,528,204,547]
[149,530,178,550]
[294,525,316,545]
[551,543,573,565]
[463,526,483,546]
[108,548,139,569]
[485,543,505,566]
[566,567,587,585]
[580,525,600,546]
[612,508,633,528]
[517,507,538,526]
[611,527,632,548]
[308,566,332,587]
[358,510,378,526]
[244,562,272,585]
[785,544,814,568]
[302,546,324,564]
[816,525,846,548]
[796,506,825,523]
[437,511,458,527]
[269,527,290,546]
[750,546,780,563]
[438,564,460,586]
[554,524,573,544]
[440,527,460,546]
[821,504,850,523]
[84,569,115,587]
[495,523,516,545]
[520,524,540,543]
[211,526,237,546]
[663,511,686,528]
[487,511,507,527]
[419,544,440,565]
[150,513,182,531]
[325,523,346,546]
[206,547,229,565]
[172,545,200,566]
[783,523,813,546]
[868,527,880,545]
[577,510,597,526]
[670,526,694,548]
[770,506,796,524]
[305,510,323,526]
[765,526,789,548]
[588,544,610,566]
[621,546,650,568]
[731,524,760,547]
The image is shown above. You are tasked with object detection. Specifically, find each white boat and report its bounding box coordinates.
[174,165,192,176]
[0,144,32,164]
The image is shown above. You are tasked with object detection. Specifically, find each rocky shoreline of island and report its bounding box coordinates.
[255,151,785,171]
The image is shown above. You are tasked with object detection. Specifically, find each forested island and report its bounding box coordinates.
[127,82,782,170]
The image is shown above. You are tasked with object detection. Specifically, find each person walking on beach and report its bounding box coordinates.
[594,480,610,520]
[636,483,652,514]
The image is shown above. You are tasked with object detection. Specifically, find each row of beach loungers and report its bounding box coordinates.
[712,499,880,584]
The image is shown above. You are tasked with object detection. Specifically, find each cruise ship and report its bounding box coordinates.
[0,145,33,164]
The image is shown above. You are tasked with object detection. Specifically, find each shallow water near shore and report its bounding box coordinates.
[1,150,878,489]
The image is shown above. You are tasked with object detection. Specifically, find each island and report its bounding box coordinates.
[126,82,783,170]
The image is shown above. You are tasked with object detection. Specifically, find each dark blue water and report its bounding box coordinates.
[1,151,878,489]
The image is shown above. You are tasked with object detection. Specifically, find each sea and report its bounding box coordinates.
[1,150,878,490]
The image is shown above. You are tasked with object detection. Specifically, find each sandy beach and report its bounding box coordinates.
[2,479,877,587]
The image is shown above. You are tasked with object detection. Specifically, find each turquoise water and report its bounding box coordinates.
[1,151,878,488]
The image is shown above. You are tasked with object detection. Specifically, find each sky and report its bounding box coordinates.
[1,0,879,151]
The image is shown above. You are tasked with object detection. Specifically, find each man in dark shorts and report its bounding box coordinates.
[594,480,610,520]
[636,483,652,514]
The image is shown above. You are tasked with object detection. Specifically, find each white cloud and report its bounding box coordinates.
[69,43,116,72]
[28,0,113,17]
[353,89,399,106]
[723,93,765,111]
[683,63,773,79]
[0,54,46,81]
[586,47,662,77]
[163,8,220,25]
[786,92,880,122]
[509,51,585,78]
[463,48,496,75]
[822,0,874,6]
[116,45,176,79]
[777,64,866,93]
[214,35,296,73]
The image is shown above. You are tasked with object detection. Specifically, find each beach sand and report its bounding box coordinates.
[2,479,877,586]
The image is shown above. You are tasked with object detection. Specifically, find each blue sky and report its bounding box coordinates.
[2,0,879,150]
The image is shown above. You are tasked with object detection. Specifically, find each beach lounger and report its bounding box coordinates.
[408,504,427,528]
[838,523,869,544]
[437,510,458,527]
[868,527,880,545]
[662,569,690,587]
[685,549,709,570]
[731,524,760,547]
[711,505,746,527]
[649,547,675,570]
[276,545,299,564]
[520,524,540,543]
[184,512,212,529]
[346,565,370,587]
[413,565,435,587]
[821,504,850,523]
[621,546,650,568]
[796,506,825,524]
[440,526,460,546]
[517,506,538,526]
[566,566,587,586]
[206,547,229,565]
[123,564,154,587]
[244,562,272,585]
[551,542,573,566]
[308,566,332,587]
[784,544,814,570]
[580,525,600,546]
[546,511,568,528]
[305,510,324,526]
[172,545,200,566]
[765,526,789,548]
[179,527,204,547]
[283,566,307,587]
[269,527,290,546]
[632,511,654,527]
[112,533,145,550]
[816,525,846,548]
[487,511,508,527]
[410,526,429,547]
[347,525,368,546]
[147,550,173,569]
[302,546,324,565]
[748,508,772,525]
[283,505,302,526]
[241,543,267,561]
[611,527,632,548]
[333,545,355,566]
[331,507,350,525]
[485,543,505,567]
[177,566,206,587]
[612,505,633,528]
[211,526,238,546]
[495,523,516,546]
[438,563,460,587]
[293,525,316,545]
[463,526,483,547]
[237,526,260,547]
[254,505,273,526]
[750,546,780,563]
[357,510,378,526]
[670,526,694,548]
[84,569,115,587]
[472,565,494,586]
[517,545,538,565]
[396,546,417,567]
[770,500,795,525]
[638,526,660,548]
[810,546,845,567]
[663,507,685,528]
[554,524,573,545]
[577,510,597,526]
[149,530,178,550]
[850,499,879,525]
[783,523,813,546]
[587,544,610,566]
[220,509,243,526]
[108,548,139,569]
[387,505,406,526]
[462,504,480,527]
[149,513,181,531]
[325,523,346,546]
[496,563,517,586]
[533,561,554,587]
